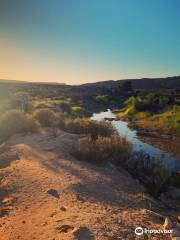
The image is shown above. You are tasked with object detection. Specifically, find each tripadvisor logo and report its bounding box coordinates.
[135,227,143,235]
[135,226,173,235]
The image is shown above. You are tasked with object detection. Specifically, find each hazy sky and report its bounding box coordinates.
[0,0,180,84]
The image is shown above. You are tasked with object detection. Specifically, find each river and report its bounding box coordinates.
[91,109,180,172]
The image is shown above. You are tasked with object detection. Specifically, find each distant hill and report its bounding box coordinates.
[80,76,180,91]
[0,79,27,84]
[0,79,66,85]
[1,76,180,93]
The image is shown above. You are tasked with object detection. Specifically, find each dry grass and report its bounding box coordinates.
[72,134,132,166]
[0,110,39,142]
[33,109,60,127]
[64,118,114,140]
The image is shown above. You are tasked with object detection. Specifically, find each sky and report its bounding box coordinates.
[0,0,180,84]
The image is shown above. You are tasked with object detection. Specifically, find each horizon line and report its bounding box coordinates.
[0,74,180,86]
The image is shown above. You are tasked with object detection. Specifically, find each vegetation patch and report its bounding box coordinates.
[116,92,180,136]
[33,109,60,127]
[64,118,114,140]
[0,110,39,142]
[71,106,90,118]
[95,95,108,104]
[127,151,172,197]
[72,135,132,166]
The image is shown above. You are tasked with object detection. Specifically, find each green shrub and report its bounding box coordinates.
[64,118,114,140]
[33,109,58,127]
[124,92,172,114]
[124,96,137,107]
[134,111,151,120]
[95,95,108,104]
[0,110,39,142]
[71,106,89,117]
[72,135,132,165]
[173,105,180,112]
[66,98,72,103]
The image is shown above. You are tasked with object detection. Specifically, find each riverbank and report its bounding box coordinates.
[115,105,180,136]
[114,108,180,159]
[129,120,180,159]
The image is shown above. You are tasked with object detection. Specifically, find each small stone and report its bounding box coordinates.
[60,206,67,211]
[56,225,74,233]
[49,211,57,217]
[47,189,60,199]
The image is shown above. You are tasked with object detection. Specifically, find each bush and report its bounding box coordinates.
[151,166,171,197]
[134,111,151,120]
[0,110,39,142]
[71,106,89,117]
[128,151,172,197]
[59,101,71,113]
[124,93,173,114]
[10,93,34,113]
[173,105,180,112]
[64,118,114,140]
[72,135,132,166]
[95,95,108,104]
[33,109,59,127]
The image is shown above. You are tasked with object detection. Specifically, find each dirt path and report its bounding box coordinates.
[0,130,174,239]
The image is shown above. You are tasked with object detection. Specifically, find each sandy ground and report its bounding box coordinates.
[0,130,178,240]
